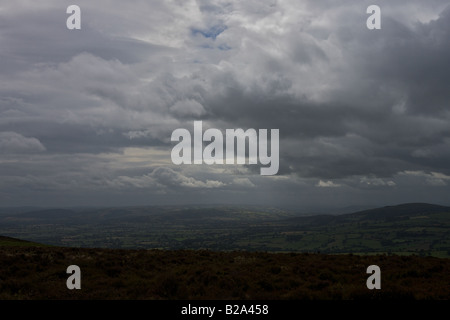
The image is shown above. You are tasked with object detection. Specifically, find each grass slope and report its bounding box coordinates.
[0,235,50,247]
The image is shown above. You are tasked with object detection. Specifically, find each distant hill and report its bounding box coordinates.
[286,203,450,224]
[0,207,43,215]
[347,203,450,221]
[3,208,78,222]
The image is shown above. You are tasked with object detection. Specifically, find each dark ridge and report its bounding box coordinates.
[348,203,450,221]
[282,203,450,225]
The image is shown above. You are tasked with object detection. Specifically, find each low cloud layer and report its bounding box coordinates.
[0,132,46,153]
[1,0,450,209]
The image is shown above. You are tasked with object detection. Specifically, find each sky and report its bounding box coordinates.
[1,0,450,210]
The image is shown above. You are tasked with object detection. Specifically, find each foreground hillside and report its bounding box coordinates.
[0,235,50,247]
[0,245,449,300]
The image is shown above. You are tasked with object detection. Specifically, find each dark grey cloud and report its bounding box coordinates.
[1,0,450,208]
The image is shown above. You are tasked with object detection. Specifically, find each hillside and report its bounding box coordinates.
[0,244,449,300]
[0,235,50,247]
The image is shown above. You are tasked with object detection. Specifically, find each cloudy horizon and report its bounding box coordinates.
[1,0,450,210]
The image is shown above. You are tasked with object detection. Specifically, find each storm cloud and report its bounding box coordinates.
[1,0,450,209]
